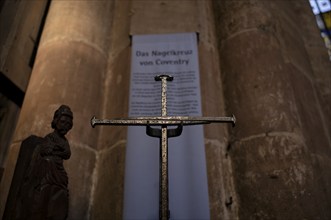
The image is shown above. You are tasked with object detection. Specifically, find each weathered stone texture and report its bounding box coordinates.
[231,134,324,220]
[90,143,126,220]
[39,1,113,54]
[0,0,113,218]
[17,41,106,146]
[198,2,238,218]
[130,1,198,35]
[66,144,97,220]
[292,1,331,140]
[214,0,331,219]
[91,2,131,219]
[219,31,302,138]
[0,0,48,91]
[98,47,131,149]
[199,42,235,219]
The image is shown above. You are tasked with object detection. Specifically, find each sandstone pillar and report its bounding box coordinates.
[0,0,113,219]
[214,0,331,219]
[293,1,331,140]
[197,2,238,219]
[88,1,131,218]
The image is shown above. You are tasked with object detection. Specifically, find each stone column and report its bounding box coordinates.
[88,1,132,218]
[292,1,331,141]
[197,1,238,219]
[0,0,113,219]
[214,0,331,219]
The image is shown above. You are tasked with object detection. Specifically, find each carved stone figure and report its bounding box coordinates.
[6,105,73,220]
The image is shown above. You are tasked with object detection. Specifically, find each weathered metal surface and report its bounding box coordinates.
[91,116,236,127]
[156,75,171,220]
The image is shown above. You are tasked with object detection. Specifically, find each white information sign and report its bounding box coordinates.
[124,33,210,220]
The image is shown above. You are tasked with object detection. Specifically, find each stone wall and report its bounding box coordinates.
[214,0,331,219]
[0,0,114,218]
[0,0,49,174]
[0,0,48,91]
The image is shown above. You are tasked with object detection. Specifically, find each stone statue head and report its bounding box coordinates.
[51,105,73,136]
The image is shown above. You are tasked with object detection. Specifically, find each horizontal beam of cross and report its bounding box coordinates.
[91,115,236,127]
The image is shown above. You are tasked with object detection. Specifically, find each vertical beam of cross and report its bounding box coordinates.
[91,75,236,220]
[155,75,173,220]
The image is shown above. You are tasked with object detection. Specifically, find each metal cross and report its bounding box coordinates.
[91,75,235,220]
